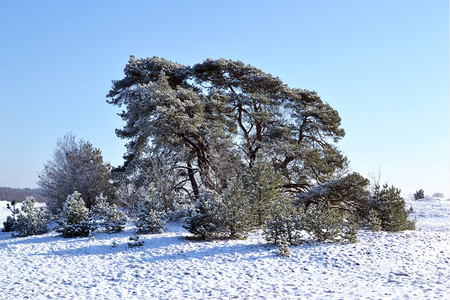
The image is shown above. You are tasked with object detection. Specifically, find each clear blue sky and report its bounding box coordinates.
[1,0,448,197]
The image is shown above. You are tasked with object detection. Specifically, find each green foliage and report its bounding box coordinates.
[128,233,145,248]
[218,179,253,238]
[134,191,167,234]
[278,237,292,257]
[303,204,345,242]
[57,192,92,238]
[243,154,285,227]
[296,173,370,222]
[367,209,382,232]
[2,200,18,232]
[2,216,16,232]
[369,184,415,232]
[414,189,425,200]
[183,193,222,239]
[107,57,348,202]
[264,198,305,246]
[91,194,127,233]
[12,197,49,237]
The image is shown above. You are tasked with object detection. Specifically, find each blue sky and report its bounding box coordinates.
[1,0,448,197]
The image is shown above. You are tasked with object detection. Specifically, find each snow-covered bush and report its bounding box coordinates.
[368,184,415,232]
[367,209,382,232]
[303,204,346,242]
[219,179,253,239]
[57,192,92,237]
[414,189,425,200]
[278,237,292,257]
[90,194,127,233]
[134,191,167,234]
[2,200,19,232]
[264,198,305,246]
[128,233,145,247]
[183,193,222,239]
[242,154,285,227]
[12,197,49,237]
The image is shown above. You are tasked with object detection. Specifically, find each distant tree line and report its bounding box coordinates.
[0,187,44,203]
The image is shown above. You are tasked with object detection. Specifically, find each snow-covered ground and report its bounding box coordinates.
[0,198,449,299]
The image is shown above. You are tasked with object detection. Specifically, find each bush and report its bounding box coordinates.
[414,189,425,200]
[264,198,305,246]
[242,154,285,227]
[134,191,167,234]
[183,193,222,239]
[57,192,92,237]
[218,179,253,239]
[369,184,415,232]
[12,197,49,237]
[90,194,127,233]
[278,237,292,257]
[303,204,346,242]
[2,200,19,232]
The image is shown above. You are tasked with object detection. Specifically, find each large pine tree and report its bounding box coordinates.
[107,56,368,213]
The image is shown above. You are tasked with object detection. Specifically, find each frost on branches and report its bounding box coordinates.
[90,194,127,233]
[57,192,92,238]
[134,190,167,234]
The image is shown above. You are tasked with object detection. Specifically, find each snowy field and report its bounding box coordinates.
[0,198,449,299]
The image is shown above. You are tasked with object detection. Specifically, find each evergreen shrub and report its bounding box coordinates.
[183,193,222,239]
[2,200,18,232]
[368,184,415,232]
[134,191,167,234]
[57,191,92,237]
[91,194,127,233]
[12,197,49,237]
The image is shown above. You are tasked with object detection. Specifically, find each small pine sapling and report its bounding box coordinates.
[278,237,292,257]
[13,197,49,237]
[264,198,305,246]
[183,193,222,239]
[341,217,359,243]
[303,204,344,243]
[414,189,425,200]
[369,184,415,232]
[57,191,92,237]
[2,200,19,232]
[242,154,285,227]
[90,194,127,233]
[128,233,144,247]
[219,179,253,239]
[134,191,167,234]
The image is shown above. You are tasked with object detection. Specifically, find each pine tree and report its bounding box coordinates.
[2,200,19,232]
[278,237,292,257]
[303,204,344,242]
[57,192,92,237]
[369,184,415,232]
[183,193,222,239]
[414,189,425,200]
[90,194,127,233]
[12,197,49,237]
[264,198,305,245]
[134,191,167,234]
[243,154,285,227]
[219,179,253,239]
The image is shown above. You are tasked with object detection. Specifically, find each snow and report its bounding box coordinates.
[0,198,449,299]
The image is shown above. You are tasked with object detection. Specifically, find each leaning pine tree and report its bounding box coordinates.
[107,56,383,235]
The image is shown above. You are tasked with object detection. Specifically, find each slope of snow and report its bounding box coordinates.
[0,198,449,299]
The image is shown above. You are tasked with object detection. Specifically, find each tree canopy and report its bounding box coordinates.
[38,133,115,213]
[107,56,364,207]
